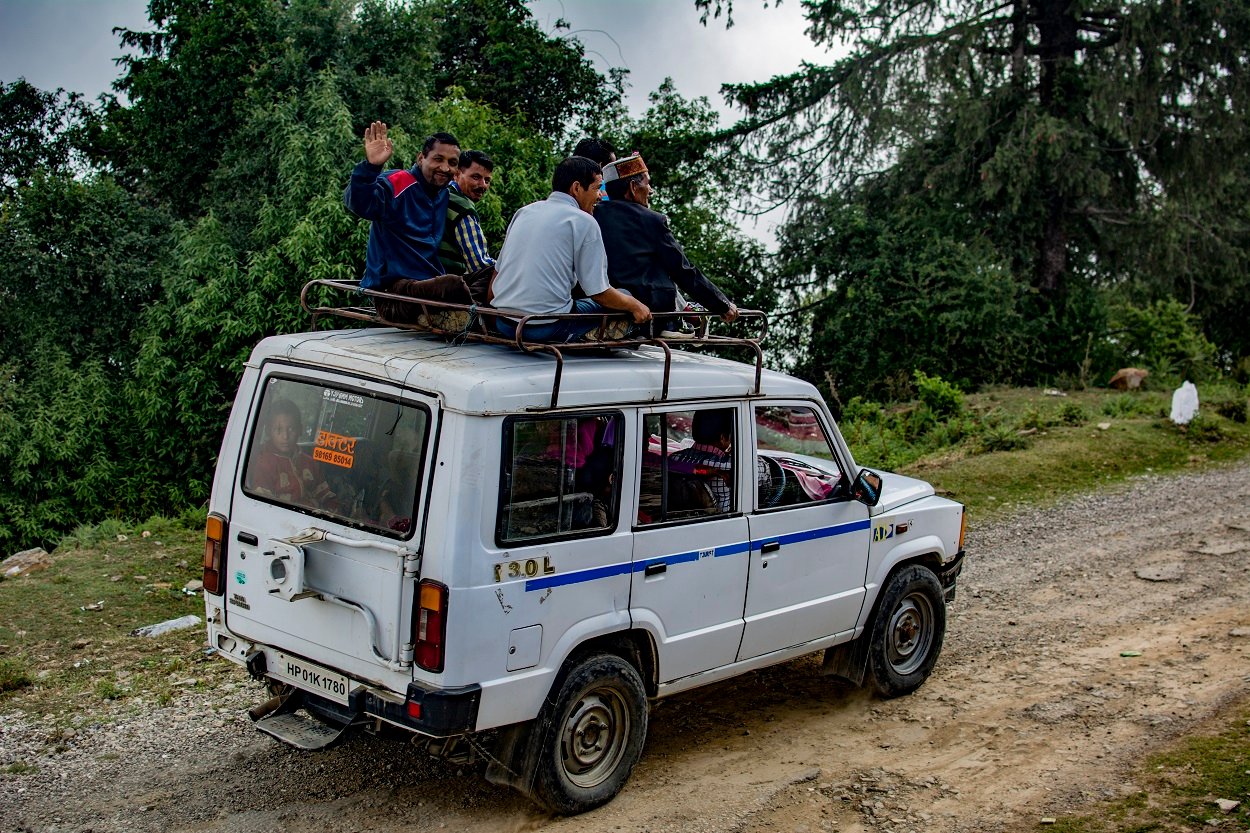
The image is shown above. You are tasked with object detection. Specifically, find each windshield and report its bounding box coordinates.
[242,376,430,538]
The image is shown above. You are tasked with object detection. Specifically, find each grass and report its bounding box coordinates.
[1039,699,1250,832]
[3,761,39,775]
[0,515,229,723]
[0,657,32,692]
[871,385,1250,521]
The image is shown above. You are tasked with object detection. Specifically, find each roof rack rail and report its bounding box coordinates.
[300,279,767,409]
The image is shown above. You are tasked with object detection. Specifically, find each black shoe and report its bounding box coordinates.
[659,322,698,339]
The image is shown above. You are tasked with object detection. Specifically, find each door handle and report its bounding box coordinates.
[644,562,667,577]
[760,541,781,554]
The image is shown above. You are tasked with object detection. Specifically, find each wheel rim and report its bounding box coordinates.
[886,591,934,676]
[559,686,630,789]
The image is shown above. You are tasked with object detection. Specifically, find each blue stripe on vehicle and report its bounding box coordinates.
[751,518,871,551]
[523,517,870,592]
[524,560,634,591]
[716,540,753,557]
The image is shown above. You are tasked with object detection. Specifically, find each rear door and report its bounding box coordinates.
[629,405,750,682]
[737,402,870,661]
[224,366,438,685]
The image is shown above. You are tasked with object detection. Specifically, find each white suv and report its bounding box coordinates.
[202,326,965,814]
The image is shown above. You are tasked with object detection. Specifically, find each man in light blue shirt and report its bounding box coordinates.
[491,157,650,343]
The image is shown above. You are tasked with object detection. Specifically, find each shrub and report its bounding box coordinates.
[177,506,208,530]
[3,762,38,775]
[926,416,973,448]
[976,423,1031,453]
[1103,394,1156,418]
[896,403,939,443]
[1058,402,1087,426]
[0,658,33,693]
[1017,405,1048,431]
[1110,299,1217,383]
[913,370,964,418]
[1185,413,1227,443]
[843,396,884,423]
[1209,390,1249,424]
[58,518,129,550]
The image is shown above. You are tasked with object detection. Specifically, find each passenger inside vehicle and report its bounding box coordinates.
[669,409,736,513]
[245,398,338,511]
[375,430,422,533]
[499,415,621,541]
[637,409,737,523]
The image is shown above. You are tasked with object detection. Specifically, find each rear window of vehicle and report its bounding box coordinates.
[242,376,430,538]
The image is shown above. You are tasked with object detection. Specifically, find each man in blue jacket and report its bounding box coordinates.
[344,123,461,321]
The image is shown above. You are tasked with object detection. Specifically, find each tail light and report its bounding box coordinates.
[203,513,227,595]
[414,580,448,672]
[958,509,967,551]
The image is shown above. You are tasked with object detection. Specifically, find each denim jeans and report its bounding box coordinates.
[493,298,615,343]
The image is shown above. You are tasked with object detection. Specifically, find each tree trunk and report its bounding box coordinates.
[1011,0,1027,88]
[1033,0,1081,296]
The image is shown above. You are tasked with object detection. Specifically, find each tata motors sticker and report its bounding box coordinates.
[322,389,364,408]
[313,430,356,468]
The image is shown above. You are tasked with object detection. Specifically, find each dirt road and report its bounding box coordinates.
[4,463,1249,832]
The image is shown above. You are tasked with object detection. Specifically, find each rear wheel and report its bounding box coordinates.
[530,653,648,815]
[865,564,946,697]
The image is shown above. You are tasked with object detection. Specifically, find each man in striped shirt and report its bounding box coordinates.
[438,149,496,275]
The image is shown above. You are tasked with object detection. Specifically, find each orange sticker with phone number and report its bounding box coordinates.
[313,430,356,468]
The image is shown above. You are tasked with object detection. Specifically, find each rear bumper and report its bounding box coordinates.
[387,682,481,737]
[241,648,481,738]
[297,682,481,739]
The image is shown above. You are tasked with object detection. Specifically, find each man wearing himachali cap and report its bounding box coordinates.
[593,153,740,337]
[490,156,652,343]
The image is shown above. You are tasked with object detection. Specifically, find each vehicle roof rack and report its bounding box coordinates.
[300,279,768,409]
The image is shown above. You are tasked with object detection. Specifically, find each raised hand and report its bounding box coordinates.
[363,121,393,166]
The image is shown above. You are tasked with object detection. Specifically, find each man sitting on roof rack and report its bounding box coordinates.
[595,153,739,339]
[573,137,615,202]
[344,124,469,323]
[438,149,496,277]
[489,156,651,344]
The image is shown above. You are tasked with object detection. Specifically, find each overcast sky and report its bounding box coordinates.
[1,0,828,118]
[0,0,150,101]
[0,0,833,242]
[528,0,829,123]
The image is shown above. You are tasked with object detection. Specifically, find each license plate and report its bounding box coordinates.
[267,650,352,705]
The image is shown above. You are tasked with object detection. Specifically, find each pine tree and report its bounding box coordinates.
[699,0,1250,369]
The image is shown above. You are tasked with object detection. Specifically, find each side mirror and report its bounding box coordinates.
[852,469,883,507]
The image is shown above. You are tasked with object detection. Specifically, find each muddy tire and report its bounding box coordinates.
[530,652,648,814]
[866,564,946,698]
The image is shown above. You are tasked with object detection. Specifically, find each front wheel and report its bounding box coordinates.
[865,564,946,698]
[530,653,649,815]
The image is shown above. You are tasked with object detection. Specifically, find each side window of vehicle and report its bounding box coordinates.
[497,413,622,544]
[754,405,847,510]
[637,408,737,525]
